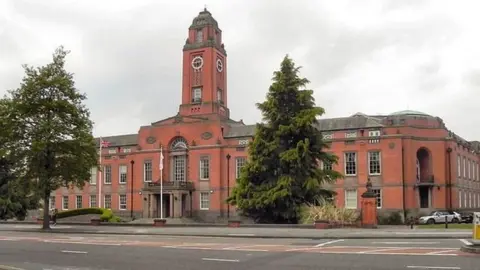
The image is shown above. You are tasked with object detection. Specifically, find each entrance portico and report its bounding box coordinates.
[142,181,194,218]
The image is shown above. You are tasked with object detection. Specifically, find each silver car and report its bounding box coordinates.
[417,211,461,225]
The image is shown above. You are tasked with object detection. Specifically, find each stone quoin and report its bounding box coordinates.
[49,9,480,222]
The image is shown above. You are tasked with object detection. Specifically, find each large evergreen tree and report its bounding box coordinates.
[227,55,342,223]
[1,46,98,229]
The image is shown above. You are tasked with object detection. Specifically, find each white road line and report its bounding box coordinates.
[426,250,457,255]
[315,239,344,247]
[202,258,239,262]
[227,234,255,236]
[61,250,88,254]
[459,239,472,246]
[358,248,407,254]
[406,266,460,269]
[43,240,121,246]
[372,242,439,245]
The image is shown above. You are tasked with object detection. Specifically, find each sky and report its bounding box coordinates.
[1,0,479,140]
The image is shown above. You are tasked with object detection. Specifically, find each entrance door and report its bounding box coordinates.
[155,194,171,218]
[419,186,430,208]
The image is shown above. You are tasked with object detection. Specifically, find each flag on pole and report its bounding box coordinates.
[159,146,164,171]
[100,138,110,148]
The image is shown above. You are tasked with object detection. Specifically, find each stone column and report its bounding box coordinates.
[361,178,378,228]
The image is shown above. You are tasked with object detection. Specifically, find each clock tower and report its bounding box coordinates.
[179,8,229,118]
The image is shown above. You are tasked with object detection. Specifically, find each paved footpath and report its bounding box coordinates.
[0,231,478,269]
[0,223,472,239]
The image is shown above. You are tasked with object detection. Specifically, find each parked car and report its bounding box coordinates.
[459,212,473,224]
[417,211,461,225]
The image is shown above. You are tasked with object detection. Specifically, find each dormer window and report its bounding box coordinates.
[192,87,202,103]
[368,130,381,137]
[196,29,203,43]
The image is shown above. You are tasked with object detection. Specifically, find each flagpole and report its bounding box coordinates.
[98,138,103,208]
[160,146,164,219]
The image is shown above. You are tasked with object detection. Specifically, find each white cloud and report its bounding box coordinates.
[0,0,479,140]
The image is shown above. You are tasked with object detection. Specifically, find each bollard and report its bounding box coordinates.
[445,216,448,229]
[410,217,414,229]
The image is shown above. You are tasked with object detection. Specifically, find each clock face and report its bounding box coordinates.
[216,59,223,72]
[192,56,204,70]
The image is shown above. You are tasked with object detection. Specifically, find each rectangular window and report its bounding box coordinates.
[108,149,116,154]
[368,151,381,175]
[477,163,479,181]
[344,189,357,209]
[457,155,461,177]
[104,195,112,209]
[144,160,152,182]
[122,148,131,153]
[196,29,203,43]
[368,130,381,137]
[119,194,127,210]
[235,157,247,179]
[62,196,68,210]
[473,161,476,181]
[372,189,382,208]
[217,89,222,103]
[463,190,467,209]
[463,157,466,178]
[76,195,82,209]
[173,155,186,182]
[199,156,210,180]
[459,190,462,208]
[50,196,55,210]
[344,152,357,176]
[192,87,202,103]
[104,165,112,184]
[345,131,357,138]
[119,165,127,184]
[468,159,471,179]
[321,160,332,171]
[200,192,210,210]
[89,195,97,208]
[322,133,334,140]
[90,167,97,185]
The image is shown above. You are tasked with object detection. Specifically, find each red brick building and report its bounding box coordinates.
[51,9,480,221]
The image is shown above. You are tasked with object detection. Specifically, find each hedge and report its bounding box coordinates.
[55,207,117,222]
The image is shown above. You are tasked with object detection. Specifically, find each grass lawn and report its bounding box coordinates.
[417,223,473,229]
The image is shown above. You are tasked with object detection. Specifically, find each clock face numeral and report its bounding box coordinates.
[216,59,223,72]
[192,56,204,70]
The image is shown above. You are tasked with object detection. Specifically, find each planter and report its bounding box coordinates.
[153,218,167,227]
[90,218,101,226]
[228,220,241,228]
[314,220,329,229]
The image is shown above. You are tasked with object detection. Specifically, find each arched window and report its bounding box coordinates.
[169,137,188,182]
[170,137,188,151]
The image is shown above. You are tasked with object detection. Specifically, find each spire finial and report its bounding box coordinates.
[204,4,207,11]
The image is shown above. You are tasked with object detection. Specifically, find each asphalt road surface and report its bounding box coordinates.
[0,231,477,270]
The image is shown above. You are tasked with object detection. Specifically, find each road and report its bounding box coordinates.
[0,223,472,239]
[0,231,477,270]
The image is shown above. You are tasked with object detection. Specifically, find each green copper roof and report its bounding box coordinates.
[389,110,431,116]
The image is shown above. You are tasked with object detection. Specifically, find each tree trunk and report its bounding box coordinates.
[42,194,50,230]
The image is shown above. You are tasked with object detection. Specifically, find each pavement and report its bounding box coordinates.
[0,223,473,239]
[0,230,478,269]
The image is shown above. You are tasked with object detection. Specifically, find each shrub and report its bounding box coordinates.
[378,211,404,225]
[54,207,121,223]
[300,199,359,224]
[56,208,103,219]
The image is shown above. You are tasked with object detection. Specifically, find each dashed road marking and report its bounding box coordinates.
[315,239,344,247]
[202,258,239,262]
[61,250,88,254]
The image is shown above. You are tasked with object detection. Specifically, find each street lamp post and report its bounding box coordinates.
[226,154,231,219]
[130,160,135,219]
